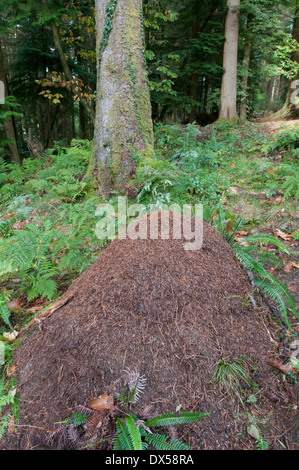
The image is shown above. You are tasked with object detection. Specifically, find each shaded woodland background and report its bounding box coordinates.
[0,0,299,165]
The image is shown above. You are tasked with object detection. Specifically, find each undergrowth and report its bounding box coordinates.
[0,121,298,446]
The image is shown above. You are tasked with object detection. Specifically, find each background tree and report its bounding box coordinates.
[278,0,299,115]
[219,0,240,120]
[0,37,21,164]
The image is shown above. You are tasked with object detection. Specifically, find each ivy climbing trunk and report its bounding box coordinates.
[91,0,154,195]
[219,0,240,121]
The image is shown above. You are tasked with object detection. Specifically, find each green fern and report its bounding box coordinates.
[0,415,11,440]
[0,299,13,330]
[69,412,89,428]
[112,371,209,450]
[114,418,136,451]
[292,230,299,240]
[112,412,208,451]
[145,411,209,428]
[125,416,143,450]
[280,167,299,200]
[234,246,298,327]
[145,433,191,451]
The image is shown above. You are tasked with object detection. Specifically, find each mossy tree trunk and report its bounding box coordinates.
[91,0,154,196]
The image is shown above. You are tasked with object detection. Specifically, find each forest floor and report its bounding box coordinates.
[0,118,298,450]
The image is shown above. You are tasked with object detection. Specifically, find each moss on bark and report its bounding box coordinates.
[90,0,154,196]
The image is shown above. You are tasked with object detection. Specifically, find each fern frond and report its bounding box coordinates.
[145,411,209,428]
[0,300,12,329]
[70,412,89,428]
[114,418,134,450]
[0,415,11,440]
[242,234,289,254]
[145,433,190,451]
[125,416,143,450]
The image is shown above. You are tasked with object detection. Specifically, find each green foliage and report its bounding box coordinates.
[145,411,210,428]
[113,410,209,451]
[112,368,209,450]
[280,166,299,200]
[212,355,252,397]
[144,433,190,451]
[0,140,100,316]
[0,375,18,441]
[234,246,297,328]
[266,127,299,154]
[211,203,298,328]
[0,296,13,330]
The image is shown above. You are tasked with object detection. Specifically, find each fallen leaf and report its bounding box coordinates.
[12,220,29,230]
[88,393,115,412]
[275,229,292,241]
[260,199,275,204]
[268,358,296,375]
[3,330,19,342]
[27,305,45,314]
[7,298,22,309]
[7,365,16,377]
[274,196,283,205]
[283,262,294,273]
[8,416,15,433]
[247,424,260,441]
[3,212,16,220]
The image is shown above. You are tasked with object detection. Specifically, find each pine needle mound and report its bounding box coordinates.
[1,212,288,449]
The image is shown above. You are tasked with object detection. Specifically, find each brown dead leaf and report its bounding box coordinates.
[88,393,115,412]
[268,358,296,375]
[7,298,22,309]
[2,212,15,220]
[3,330,19,342]
[283,262,294,273]
[260,199,275,204]
[274,196,283,205]
[8,416,15,433]
[12,220,29,230]
[275,229,292,241]
[27,305,45,314]
[7,365,16,377]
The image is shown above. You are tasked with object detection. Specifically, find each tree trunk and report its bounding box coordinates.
[280,3,299,113]
[189,23,199,123]
[219,0,240,121]
[266,78,273,110]
[79,102,87,140]
[91,0,154,195]
[240,39,251,119]
[0,40,21,164]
